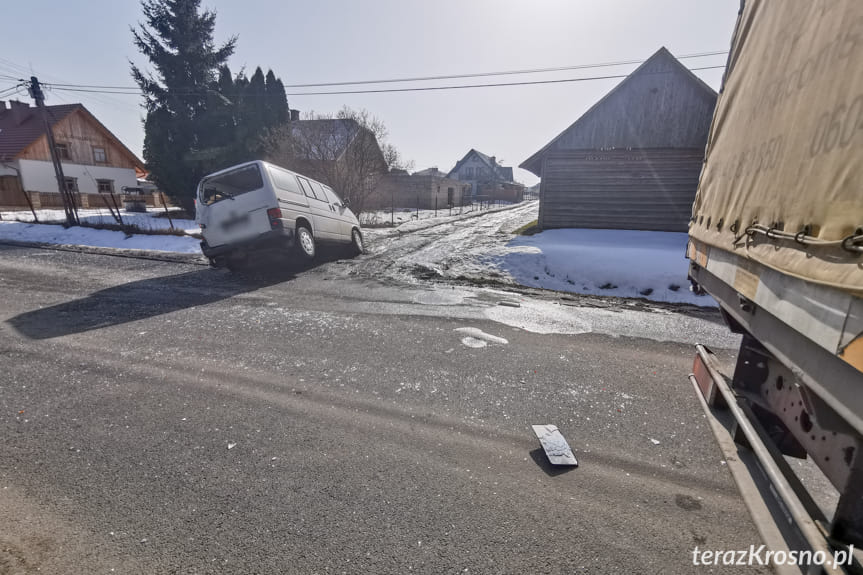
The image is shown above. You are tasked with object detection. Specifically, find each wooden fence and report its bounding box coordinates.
[0,190,173,211]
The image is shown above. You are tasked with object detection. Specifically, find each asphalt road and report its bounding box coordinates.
[0,240,767,574]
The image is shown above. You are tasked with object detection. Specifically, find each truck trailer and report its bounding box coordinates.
[687,1,863,573]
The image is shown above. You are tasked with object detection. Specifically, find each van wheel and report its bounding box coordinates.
[350,228,364,255]
[296,225,315,260]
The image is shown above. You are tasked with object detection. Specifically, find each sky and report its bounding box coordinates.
[0,0,739,186]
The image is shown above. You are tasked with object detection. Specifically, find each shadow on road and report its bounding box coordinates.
[7,251,343,340]
[529,448,578,477]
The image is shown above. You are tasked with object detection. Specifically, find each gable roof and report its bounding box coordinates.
[519,47,718,176]
[289,118,362,161]
[447,148,514,182]
[0,101,144,169]
[0,102,79,161]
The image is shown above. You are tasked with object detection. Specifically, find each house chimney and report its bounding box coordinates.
[490,156,496,165]
[9,100,29,125]
[290,109,300,122]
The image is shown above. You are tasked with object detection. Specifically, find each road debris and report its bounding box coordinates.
[532,424,578,466]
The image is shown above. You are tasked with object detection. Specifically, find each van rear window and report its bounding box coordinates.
[200,164,264,205]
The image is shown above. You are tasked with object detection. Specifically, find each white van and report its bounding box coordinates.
[195,161,363,269]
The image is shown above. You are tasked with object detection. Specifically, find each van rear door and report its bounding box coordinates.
[199,163,273,248]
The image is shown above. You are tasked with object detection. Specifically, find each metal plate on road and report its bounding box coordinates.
[532,424,578,466]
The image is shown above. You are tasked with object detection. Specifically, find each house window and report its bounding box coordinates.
[93,146,107,163]
[55,143,70,160]
[96,179,114,194]
[64,177,78,193]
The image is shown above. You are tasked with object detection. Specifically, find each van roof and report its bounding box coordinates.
[201,160,268,180]
[199,160,334,191]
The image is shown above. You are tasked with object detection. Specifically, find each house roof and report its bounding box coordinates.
[413,167,447,177]
[0,100,145,169]
[289,118,361,161]
[0,102,79,160]
[519,47,718,176]
[447,148,514,182]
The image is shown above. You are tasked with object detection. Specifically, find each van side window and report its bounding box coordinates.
[269,167,303,195]
[323,185,342,205]
[297,176,319,200]
[309,181,330,203]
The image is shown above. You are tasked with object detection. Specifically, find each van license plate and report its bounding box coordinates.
[221,213,250,231]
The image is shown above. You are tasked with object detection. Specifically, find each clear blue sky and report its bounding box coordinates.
[0,0,739,186]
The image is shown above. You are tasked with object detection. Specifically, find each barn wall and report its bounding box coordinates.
[538,149,704,232]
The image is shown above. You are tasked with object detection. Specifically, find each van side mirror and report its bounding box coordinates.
[342,197,351,207]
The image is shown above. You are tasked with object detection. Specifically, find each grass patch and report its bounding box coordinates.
[513,220,540,236]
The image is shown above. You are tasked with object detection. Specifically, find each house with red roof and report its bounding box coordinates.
[0,100,144,205]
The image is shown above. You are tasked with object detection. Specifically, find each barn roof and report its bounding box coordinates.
[520,47,718,176]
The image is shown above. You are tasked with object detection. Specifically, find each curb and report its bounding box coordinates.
[0,239,208,265]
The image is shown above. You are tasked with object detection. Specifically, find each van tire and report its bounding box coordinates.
[296,225,316,260]
[350,228,364,255]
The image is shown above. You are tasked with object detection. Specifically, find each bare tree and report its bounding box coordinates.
[267,106,412,214]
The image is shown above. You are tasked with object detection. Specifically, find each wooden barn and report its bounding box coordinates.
[520,47,717,232]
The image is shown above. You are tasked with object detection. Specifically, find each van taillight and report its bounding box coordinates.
[267,207,283,228]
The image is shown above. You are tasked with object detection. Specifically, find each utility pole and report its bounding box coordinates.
[28,76,78,226]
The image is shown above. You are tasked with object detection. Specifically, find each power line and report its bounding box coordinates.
[37,50,727,93]
[286,65,726,96]
[281,50,728,88]
[43,65,726,98]
[0,82,27,99]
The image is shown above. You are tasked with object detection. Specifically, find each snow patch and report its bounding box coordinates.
[460,337,487,349]
[454,327,508,345]
[0,221,201,253]
[484,299,592,335]
[495,229,716,307]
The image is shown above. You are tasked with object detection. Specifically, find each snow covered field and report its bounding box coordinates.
[0,208,201,253]
[0,221,201,253]
[494,228,713,306]
[1,208,199,235]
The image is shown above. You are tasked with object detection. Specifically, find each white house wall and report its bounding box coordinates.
[17,159,138,195]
